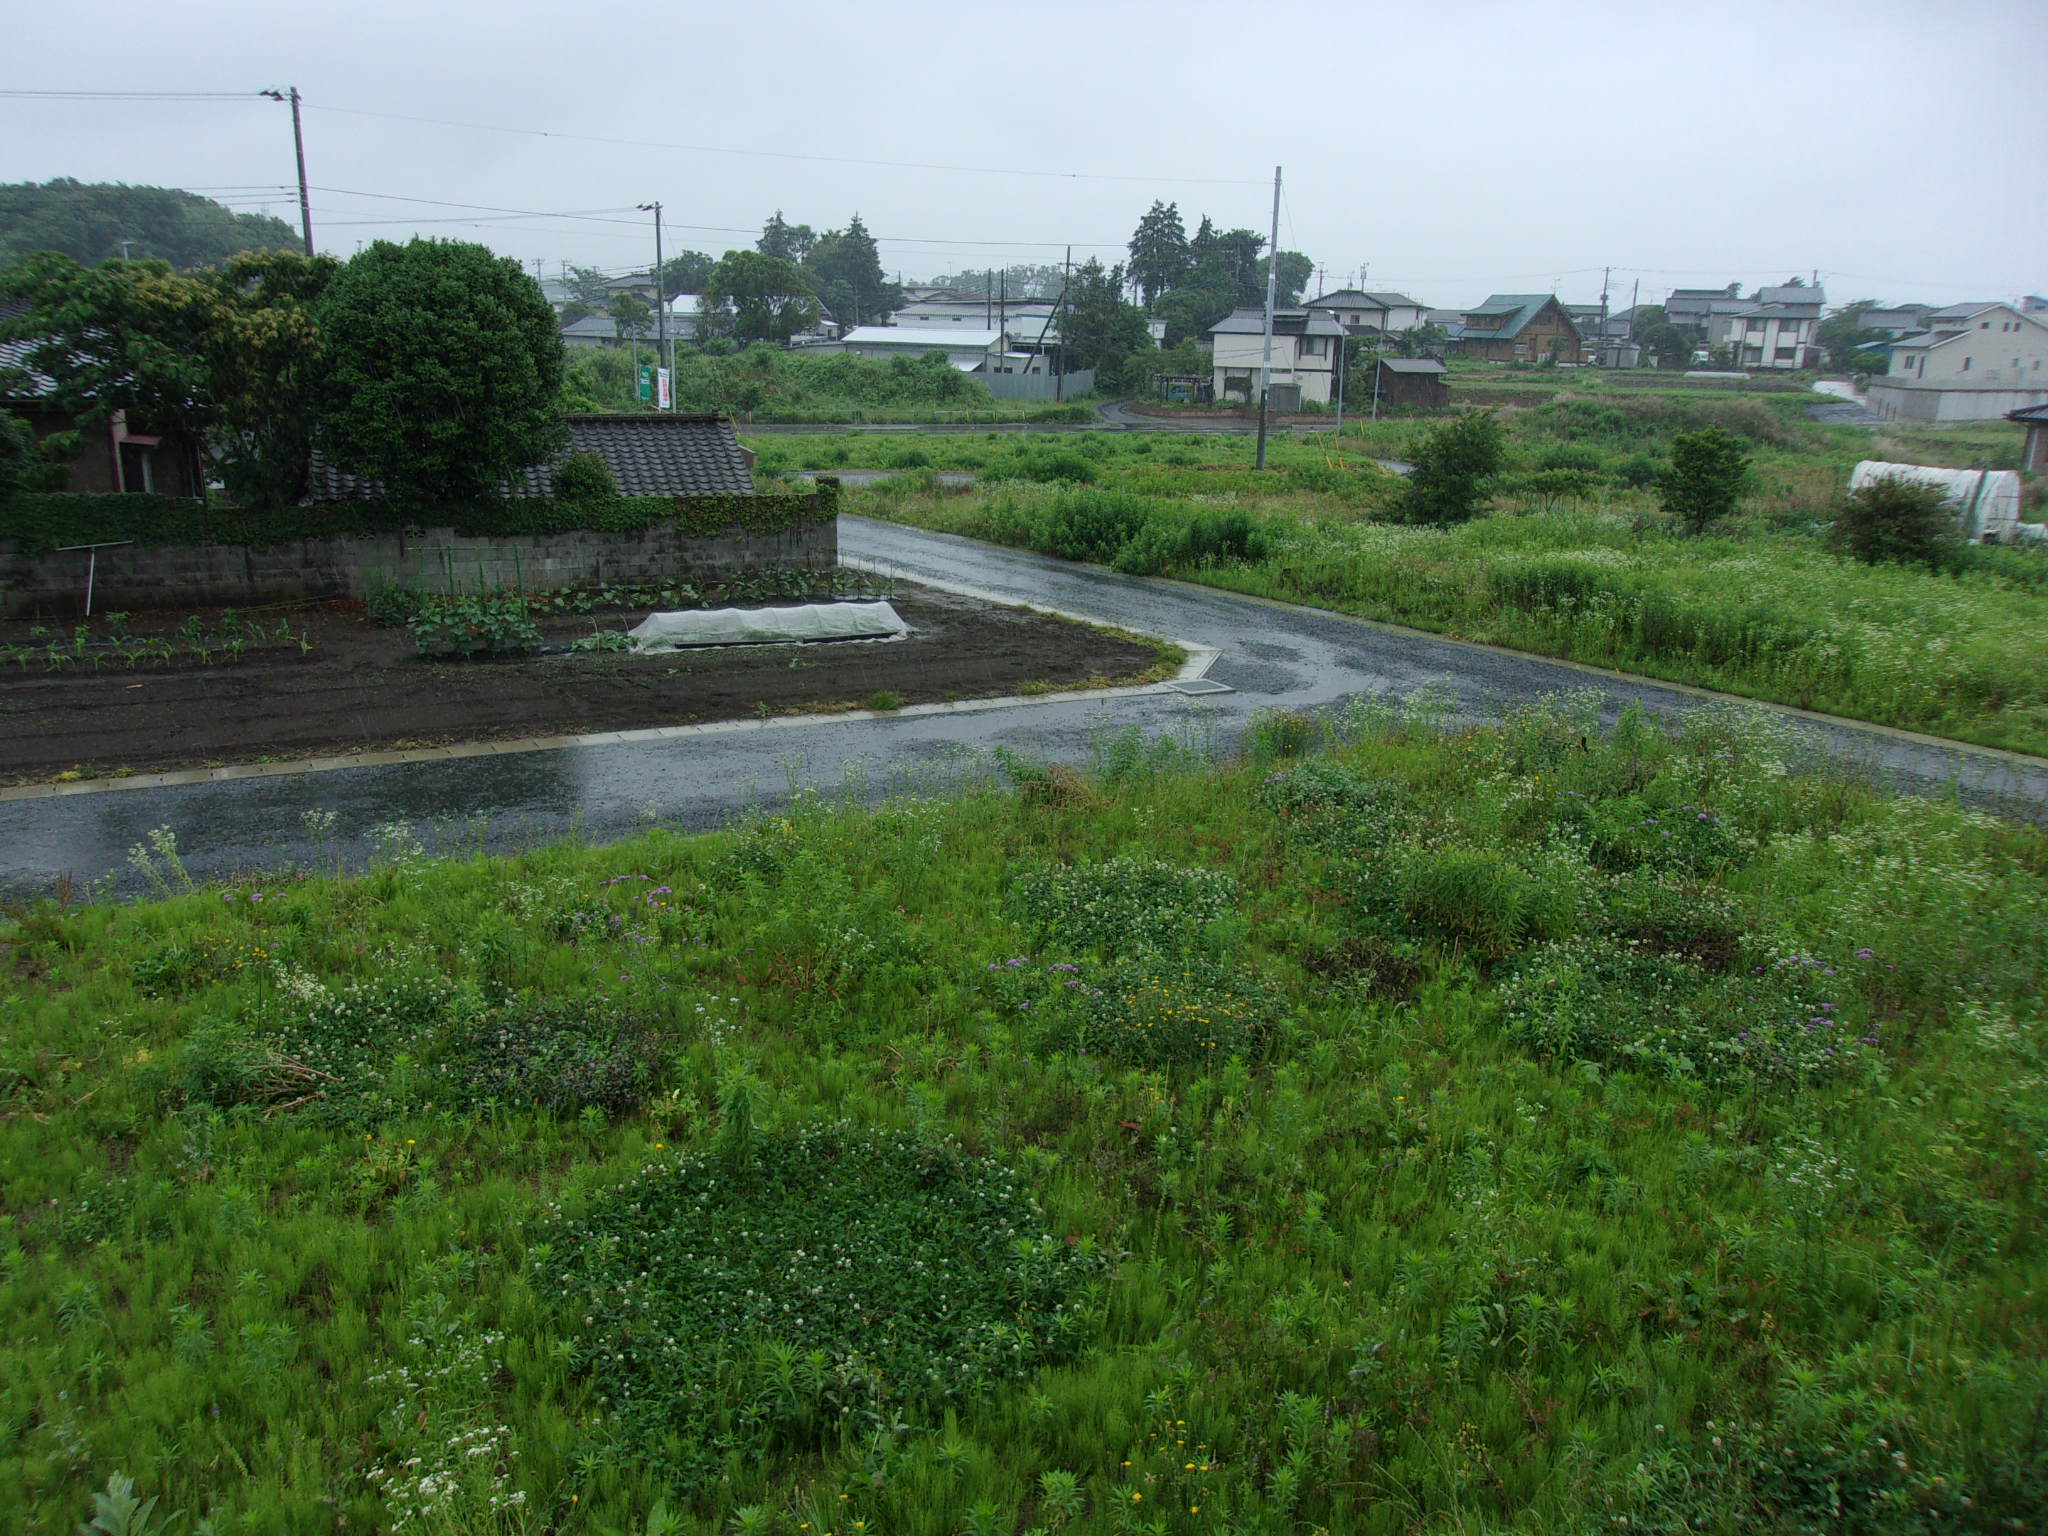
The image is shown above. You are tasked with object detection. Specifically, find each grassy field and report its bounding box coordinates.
[819,402,2048,755]
[3,698,2045,1533]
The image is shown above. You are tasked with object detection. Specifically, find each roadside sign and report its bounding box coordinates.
[656,367,671,409]
[637,366,653,402]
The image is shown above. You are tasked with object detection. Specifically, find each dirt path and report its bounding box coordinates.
[0,583,1161,782]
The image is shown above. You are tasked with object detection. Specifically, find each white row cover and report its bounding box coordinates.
[1849,462,2023,543]
[628,601,909,651]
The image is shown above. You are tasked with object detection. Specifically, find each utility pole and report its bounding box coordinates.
[1255,164,1282,471]
[261,87,314,256]
[1055,245,1070,403]
[1333,330,1346,437]
[638,202,668,409]
[1599,265,1611,367]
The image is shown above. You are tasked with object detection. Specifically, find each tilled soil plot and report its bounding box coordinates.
[0,583,1165,781]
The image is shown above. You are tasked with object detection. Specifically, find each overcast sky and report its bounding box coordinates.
[4,0,2043,310]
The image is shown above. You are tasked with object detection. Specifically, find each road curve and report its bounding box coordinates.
[4,516,2042,898]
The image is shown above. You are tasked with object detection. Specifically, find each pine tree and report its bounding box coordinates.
[1126,201,1190,308]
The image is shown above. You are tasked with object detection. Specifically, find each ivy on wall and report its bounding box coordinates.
[0,481,839,557]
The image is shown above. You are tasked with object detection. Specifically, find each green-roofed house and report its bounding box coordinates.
[1445,294,1583,364]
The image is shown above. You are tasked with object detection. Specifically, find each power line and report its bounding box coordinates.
[302,100,1266,187]
[0,89,265,101]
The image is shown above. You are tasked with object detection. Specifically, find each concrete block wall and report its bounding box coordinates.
[0,519,837,618]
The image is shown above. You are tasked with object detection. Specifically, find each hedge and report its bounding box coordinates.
[0,481,839,557]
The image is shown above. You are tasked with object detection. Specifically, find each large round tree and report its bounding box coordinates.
[315,239,565,505]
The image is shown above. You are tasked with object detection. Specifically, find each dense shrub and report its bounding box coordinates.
[542,1126,1102,1476]
[0,485,834,553]
[1831,475,1960,570]
[1659,427,1753,535]
[1396,411,1507,525]
[1533,443,1604,474]
[551,449,617,502]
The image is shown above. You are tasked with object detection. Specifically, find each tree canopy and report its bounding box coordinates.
[699,250,819,345]
[925,264,1066,300]
[315,239,565,506]
[1061,259,1154,392]
[803,214,900,329]
[1817,300,1890,370]
[1127,202,1191,308]
[656,251,716,296]
[1116,206,1310,344]
[0,248,338,505]
[0,179,300,271]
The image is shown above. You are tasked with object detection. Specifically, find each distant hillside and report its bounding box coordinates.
[0,179,301,270]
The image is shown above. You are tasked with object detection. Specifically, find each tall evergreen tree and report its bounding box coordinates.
[1061,258,1153,387]
[1126,201,1190,308]
[756,211,816,266]
[804,214,900,328]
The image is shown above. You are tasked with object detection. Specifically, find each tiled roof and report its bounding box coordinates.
[307,414,755,502]
[1306,290,1422,310]
[0,299,56,398]
[1208,307,1346,337]
[2007,403,2048,424]
[1889,330,1965,350]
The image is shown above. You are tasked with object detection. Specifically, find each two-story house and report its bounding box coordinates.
[1445,295,1583,363]
[1867,304,2048,421]
[1665,287,1746,337]
[1207,307,1347,407]
[1705,284,1825,369]
[1301,290,1427,336]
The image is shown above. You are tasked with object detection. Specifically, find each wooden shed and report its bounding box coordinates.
[1373,358,1449,411]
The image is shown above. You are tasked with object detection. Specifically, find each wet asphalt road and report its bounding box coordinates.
[5,515,2045,898]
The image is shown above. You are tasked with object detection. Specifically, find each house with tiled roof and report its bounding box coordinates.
[307,414,756,502]
[1445,295,1583,363]
[0,299,206,496]
[1206,307,1348,406]
[1302,289,1427,335]
[1703,285,1826,369]
[1867,305,2048,422]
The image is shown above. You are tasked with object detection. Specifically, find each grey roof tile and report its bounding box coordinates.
[308,414,755,502]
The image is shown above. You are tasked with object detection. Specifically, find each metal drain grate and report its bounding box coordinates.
[1164,678,1234,696]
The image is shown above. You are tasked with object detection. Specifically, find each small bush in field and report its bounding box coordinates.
[541,1126,1101,1477]
[1395,410,1506,525]
[1831,475,1961,570]
[1659,427,1752,535]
